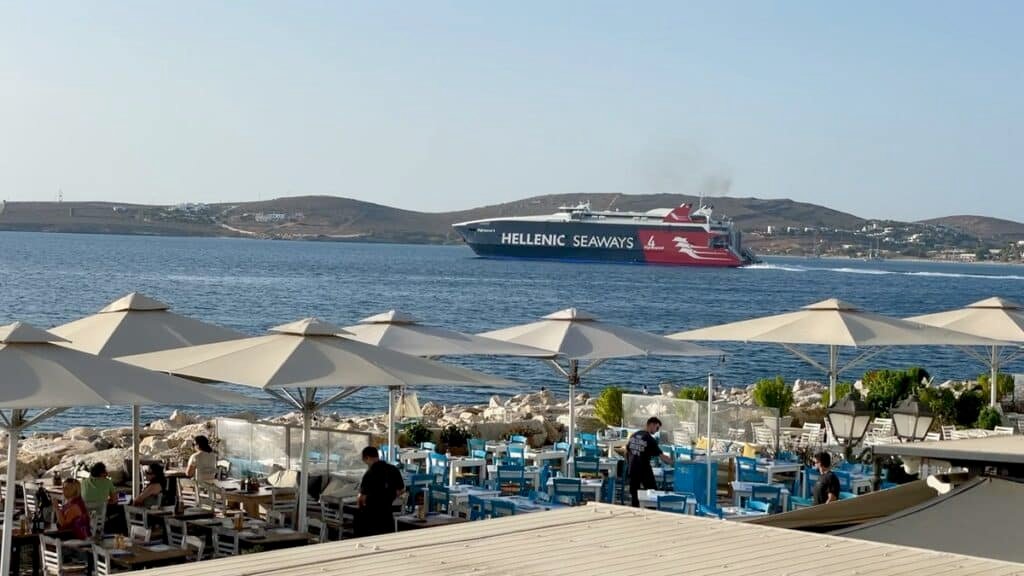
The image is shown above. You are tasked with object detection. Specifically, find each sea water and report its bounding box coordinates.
[0,231,1021,430]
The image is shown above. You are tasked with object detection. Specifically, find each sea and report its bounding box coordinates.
[1,231,1022,431]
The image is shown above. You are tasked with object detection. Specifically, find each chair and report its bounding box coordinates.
[673,461,717,506]
[941,425,957,441]
[745,499,772,513]
[505,443,526,466]
[406,473,434,512]
[177,479,199,509]
[695,503,724,519]
[736,456,767,483]
[924,432,941,441]
[467,494,489,521]
[993,426,1015,436]
[379,445,391,462]
[86,501,107,538]
[494,465,527,496]
[268,487,298,528]
[468,438,487,459]
[23,482,41,519]
[833,470,852,493]
[321,498,342,532]
[578,444,600,459]
[553,442,570,453]
[509,435,528,445]
[573,456,600,478]
[91,544,116,576]
[578,432,598,446]
[427,453,449,484]
[552,478,583,506]
[802,466,821,498]
[40,535,87,576]
[420,441,436,452]
[428,484,451,515]
[183,534,206,562]
[788,495,814,511]
[750,485,782,513]
[211,527,239,558]
[656,493,688,514]
[129,525,152,544]
[215,459,231,480]
[164,517,187,548]
[124,505,148,530]
[600,476,618,504]
[307,518,329,543]
[489,499,516,518]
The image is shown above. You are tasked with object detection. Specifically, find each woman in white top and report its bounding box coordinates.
[186,435,218,482]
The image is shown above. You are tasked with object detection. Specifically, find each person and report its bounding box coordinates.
[133,463,165,508]
[56,479,91,539]
[81,462,118,507]
[812,451,841,505]
[626,417,673,507]
[355,446,405,537]
[186,435,218,482]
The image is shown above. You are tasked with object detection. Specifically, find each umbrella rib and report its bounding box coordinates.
[21,407,67,429]
[578,358,607,378]
[317,387,364,412]
[839,347,887,376]
[546,359,570,378]
[277,388,304,410]
[1002,348,1024,365]
[955,345,992,366]
[780,343,827,372]
[0,411,10,429]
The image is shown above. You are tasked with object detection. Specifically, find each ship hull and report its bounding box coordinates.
[453,220,748,267]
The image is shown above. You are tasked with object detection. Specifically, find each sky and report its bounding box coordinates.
[1,1,1021,222]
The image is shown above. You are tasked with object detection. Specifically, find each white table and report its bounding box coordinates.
[546,477,603,501]
[721,506,767,520]
[760,461,802,485]
[730,481,790,511]
[525,450,568,473]
[486,465,542,489]
[636,490,696,514]
[448,457,487,486]
[567,457,620,479]
[448,486,501,517]
[398,449,431,469]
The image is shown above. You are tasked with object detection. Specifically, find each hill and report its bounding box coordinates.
[920,215,1024,242]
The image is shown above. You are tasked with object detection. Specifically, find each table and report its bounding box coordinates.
[395,513,468,531]
[635,490,697,514]
[720,506,768,520]
[567,457,620,479]
[525,451,567,473]
[447,457,487,486]
[448,486,501,517]
[760,461,802,485]
[63,539,191,572]
[486,465,542,489]
[730,482,791,511]
[398,449,432,469]
[217,481,275,517]
[481,495,567,514]
[236,527,312,551]
[545,478,603,501]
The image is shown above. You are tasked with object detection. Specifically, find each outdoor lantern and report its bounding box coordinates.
[892,394,935,441]
[827,393,874,454]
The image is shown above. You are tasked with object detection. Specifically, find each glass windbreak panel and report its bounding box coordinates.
[216,419,254,477]
[251,423,288,475]
[621,394,701,446]
[327,431,371,474]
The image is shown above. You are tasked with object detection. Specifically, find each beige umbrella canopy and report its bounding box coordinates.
[119,317,519,529]
[0,322,257,576]
[670,298,1009,399]
[907,297,1024,406]
[480,308,723,456]
[342,310,553,463]
[51,292,247,495]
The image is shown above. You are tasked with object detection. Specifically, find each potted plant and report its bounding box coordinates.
[594,386,624,427]
[403,421,434,449]
[753,376,794,430]
[440,425,470,456]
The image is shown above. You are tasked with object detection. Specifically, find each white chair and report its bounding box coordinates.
[123,505,148,531]
[40,535,87,576]
[941,425,957,440]
[164,517,187,548]
[91,544,116,576]
[307,517,329,543]
[177,479,200,509]
[924,432,941,441]
[183,535,205,562]
[211,527,239,558]
[86,501,107,538]
[129,525,152,544]
[23,482,41,519]
[993,426,1015,436]
[267,487,298,528]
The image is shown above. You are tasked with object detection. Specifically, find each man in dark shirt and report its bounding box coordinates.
[356,446,405,536]
[811,451,841,505]
[626,417,673,507]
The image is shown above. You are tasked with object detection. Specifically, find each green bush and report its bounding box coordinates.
[676,386,709,402]
[954,388,985,428]
[752,376,794,416]
[975,405,1003,430]
[978,372,1015,402]
[594,386,624,427]
[820,382,853,407]
[863,367,927,416]
[404,421,433,447]
[915,386,956,426]
[439,424,469,448]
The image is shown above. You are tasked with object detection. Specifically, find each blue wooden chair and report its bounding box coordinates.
[428,484,451,514]
[788,495,814,510]
[736,456,767,483]
[601,476,618,504]
[673,461,717,506]
[834,470,853,493]
[552,478,583,506]
[495,465,527,496]
[803,466,820,498]
[509,435,528,445]
[695,503,724,519]
[490,499,516,518]
[467,494,489,520]
[468,438,486,458]
[406,474,434,512]
[578,444,600,458]
[505,443,526,466]
[379,444,391,462]
[750,485,783,513]
[656,493,688,514]
[675,445,694,460]
[553,442,570,452]
[573,456,600,478]
[428,453,449,485]
[420,441,436,452]
[745,499,772,513]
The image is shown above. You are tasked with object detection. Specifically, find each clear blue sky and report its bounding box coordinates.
[2,1,1021,221]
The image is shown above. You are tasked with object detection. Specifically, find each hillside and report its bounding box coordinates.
[920,215,1024,242]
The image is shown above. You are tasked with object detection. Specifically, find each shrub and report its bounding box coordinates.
[975,405,1003,430]
[863,367,927,416]
[676,386,709,402]
[752,376,794,416]
[915,386,956,426]
[594,386,624,427]
[820,382,853,407]
[978,372,1015,402]
[404,421,433,447]
[954,388,985,428]
[439,424,469,448]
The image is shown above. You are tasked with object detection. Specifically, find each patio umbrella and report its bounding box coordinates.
[907,297,1024,406]
[669,298,1008,400]
[342,309,553,463]
[479,308,723,458]
[119,317,519,529]
[51,292,246,496]
[0,322,257,576]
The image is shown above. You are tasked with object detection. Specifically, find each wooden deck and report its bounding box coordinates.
[144,504,1024,576]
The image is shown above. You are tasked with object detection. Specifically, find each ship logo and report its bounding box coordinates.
[672,236,732,260]
[646,236,657,249]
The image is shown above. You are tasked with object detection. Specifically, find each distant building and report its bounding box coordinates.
[255,213,287,223]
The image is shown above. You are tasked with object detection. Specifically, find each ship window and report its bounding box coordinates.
[710,236,728,249]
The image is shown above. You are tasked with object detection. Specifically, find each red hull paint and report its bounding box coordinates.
[638,229,743,267]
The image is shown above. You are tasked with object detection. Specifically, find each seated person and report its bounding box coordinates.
[57,479,91,539]
[81,462,118,507]
[132,463,165,508]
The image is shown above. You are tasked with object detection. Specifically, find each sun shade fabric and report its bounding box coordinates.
[670,298,1009,347]
[907,297,1024,343]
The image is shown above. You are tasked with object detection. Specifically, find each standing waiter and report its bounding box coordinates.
[356,446,405,536]
[627,417,673,507]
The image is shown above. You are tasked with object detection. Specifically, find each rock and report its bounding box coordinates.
[72,448,133,485]
[168,410,199,427]
[165,422,216,449]
[574,393,590,404]
[482,406,507,421]
[148,419,178,432]
[64,427,99,442]
[488,396,503,408]
[139,436,170,456]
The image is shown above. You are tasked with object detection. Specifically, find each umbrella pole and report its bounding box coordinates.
[298,400,312,532]
[568,360,578,462]
[706,373,713,507]
[991,346,1000,407]
[132,405,141,499]
[829,345,838,402]
[387,386,397,464]
[1,424,19,576]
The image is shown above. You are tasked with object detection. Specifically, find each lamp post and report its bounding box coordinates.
[892,394,935,442]
[826,393,874,462]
